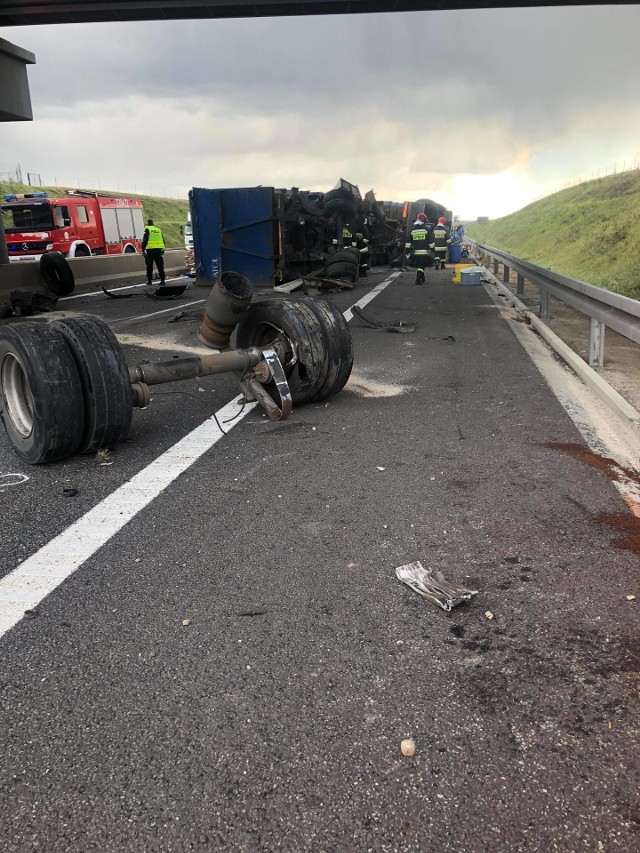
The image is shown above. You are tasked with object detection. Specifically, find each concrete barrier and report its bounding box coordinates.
[0,249,188,300]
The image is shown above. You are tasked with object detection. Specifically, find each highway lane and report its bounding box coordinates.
[1,266,640,851]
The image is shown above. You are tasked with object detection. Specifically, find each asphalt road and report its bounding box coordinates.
[1,266,640,852]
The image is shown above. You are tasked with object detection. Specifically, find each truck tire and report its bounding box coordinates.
[235,298,328,404]
[0,322,85,464]
[51,317,133,453]
[324,262,359,282]
[327,250,360,266]
[40,251,75,296]
[299,297,354,401]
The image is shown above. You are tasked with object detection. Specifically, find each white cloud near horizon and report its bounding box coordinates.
[1,5,639,219]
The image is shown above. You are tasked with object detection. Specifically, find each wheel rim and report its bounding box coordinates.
[1,353,35,438]
[243,322,298,372]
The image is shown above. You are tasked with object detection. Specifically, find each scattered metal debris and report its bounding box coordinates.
[8,291,58,316]
[167,311,186,323]
[144,283,189,301]
[102,286,138,299]
[396,561,478,611]
[352,305,416,334]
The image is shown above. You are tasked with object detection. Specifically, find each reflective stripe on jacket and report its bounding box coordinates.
[432,225,450,248]
[406,226,431,255]
[144,225,165,250]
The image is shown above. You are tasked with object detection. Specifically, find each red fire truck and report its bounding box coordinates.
[2,190,145,262]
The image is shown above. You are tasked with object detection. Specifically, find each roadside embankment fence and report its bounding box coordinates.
[474,242,640,369]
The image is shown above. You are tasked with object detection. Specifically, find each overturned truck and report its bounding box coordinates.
[188,180,452,288]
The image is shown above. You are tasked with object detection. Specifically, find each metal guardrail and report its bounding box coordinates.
[475,242,640,367]
[0,249,188,300]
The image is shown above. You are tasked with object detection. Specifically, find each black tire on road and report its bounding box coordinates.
[324,262,359,282]
[328,250,360,266]
[299,297,354,401]
[235,298,329,405]
[40,251,75,296]
[0,322,85,464]
[51,316,133,453]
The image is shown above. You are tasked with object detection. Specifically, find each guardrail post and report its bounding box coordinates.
[540,288,550,319]
[503,264,510,285]
[516,273,524,295]
[493,259,499,276]
[588,318,605,367]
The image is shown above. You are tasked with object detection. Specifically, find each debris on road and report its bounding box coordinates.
[167,311,186,323]
[352,305,417,334]
[8,290,58,316]
[0,472,29,491]
[485,610,495,620]
[182,618,191,627]
[144,283,189,301]
[627,595,636,602]
[400,738,416,757]
[102,286,138,300]
[62,487,78,497]
[395,561,478,611]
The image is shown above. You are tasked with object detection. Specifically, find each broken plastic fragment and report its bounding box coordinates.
[395,561,478,611]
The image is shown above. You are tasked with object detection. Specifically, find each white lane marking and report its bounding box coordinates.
[0,397,257,637]
[59,275,190,301]
[111,300,207,325]
[342,271,402,321]
[0,473,29,491]
[0,274,398,639]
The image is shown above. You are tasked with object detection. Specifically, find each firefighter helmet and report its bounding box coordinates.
[437,216,445,224]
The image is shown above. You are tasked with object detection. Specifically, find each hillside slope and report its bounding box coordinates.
[0,182,188,249]
[467,171,640,300]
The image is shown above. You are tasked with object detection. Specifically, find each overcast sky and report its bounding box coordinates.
[1,5,639,219]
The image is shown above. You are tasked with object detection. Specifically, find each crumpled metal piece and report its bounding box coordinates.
[396,561,478,611]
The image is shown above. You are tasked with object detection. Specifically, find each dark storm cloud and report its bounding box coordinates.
[7,5,639,133]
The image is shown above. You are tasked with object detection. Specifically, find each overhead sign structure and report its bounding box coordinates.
[0,37,35,122]
[0,0,604,27]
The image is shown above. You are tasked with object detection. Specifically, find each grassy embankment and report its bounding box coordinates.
[0,181,188,249]
[466,171,640,300]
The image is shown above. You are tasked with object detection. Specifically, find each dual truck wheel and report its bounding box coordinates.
[0,297,353,464]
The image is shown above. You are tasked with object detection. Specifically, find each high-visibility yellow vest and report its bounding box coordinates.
[145,225,165,249]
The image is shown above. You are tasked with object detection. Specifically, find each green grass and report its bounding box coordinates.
[466,171,640,300]
[1,181,189,249]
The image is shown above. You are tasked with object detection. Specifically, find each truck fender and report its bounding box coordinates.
[122,243,138,254]
[68,240,92,258]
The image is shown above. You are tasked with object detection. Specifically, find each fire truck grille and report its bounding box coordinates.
[9,242,50,252]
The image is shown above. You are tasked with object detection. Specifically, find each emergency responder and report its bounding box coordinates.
[142,218,166,286]
[432,216,451,269]
[404,212,432,285]
[341,222,355,249]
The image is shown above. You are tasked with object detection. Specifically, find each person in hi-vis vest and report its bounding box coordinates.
[142,218,166,286]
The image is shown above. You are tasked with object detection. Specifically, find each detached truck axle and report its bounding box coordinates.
[0,272,353,464]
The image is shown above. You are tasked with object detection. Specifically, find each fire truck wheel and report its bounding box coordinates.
[40,251,75,296]
[51,317,133,454]
[324,261,359,282]
[235,298,328,405]
[124,245,137,253]
[0,322,85,464]
[299,297,354,401]
[73,245,91,258]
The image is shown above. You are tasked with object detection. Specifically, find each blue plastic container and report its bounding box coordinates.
[448,242,462,264]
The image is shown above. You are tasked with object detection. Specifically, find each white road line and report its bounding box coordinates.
[342,271,402,321]
[112,299,206,325]
[0,276,399,640]
[0,397,257,638]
